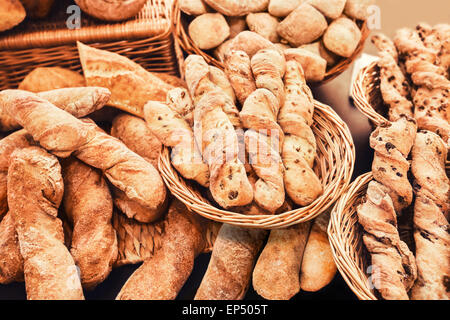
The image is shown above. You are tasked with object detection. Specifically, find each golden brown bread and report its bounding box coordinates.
[284,48,327,82]
[166,87,195,126]
[8,147,84,300]
[74,0,146,21]
[246,12,280,43]
[203,0,269,16]
[0,0,25,32]
[179,0,209,15]
[344,0,376,20]
[77,42,174,117]
[0,89,167,223]
[228,31,278,59]
[188,13,230,50]
[0,212,23,284]
[18,67,85,92]
[62,157,118,290]
[309,0,346,19]
[19,0,54,18]
[268,0,303,18]
[323,16,362,58]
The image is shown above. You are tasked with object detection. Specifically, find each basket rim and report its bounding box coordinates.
[327,172,378,300]
[351,60,388,126]
[158,99,356,229]
[0,0,172,50]
[172,0,370,83]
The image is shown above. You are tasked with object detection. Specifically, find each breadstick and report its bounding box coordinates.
[193,90,253,208]
[208,66,236,103]
[299,212,337,292]
[144,101,210,187]
[111,114,162,169]
[410,131,449,300]
[61,157,118,290]
[8,147,84,300]
[253,222,311,300]
[0,212,23,284]
[185,55,241,128]
[0,86,110,132]
[117,199,207,300]
[223,50,257,106]
[0,89,167,223]
[195,224,268,300]
[278,59,322,206]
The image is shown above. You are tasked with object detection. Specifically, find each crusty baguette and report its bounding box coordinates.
[117,199,207,300]
[253,222,311,300]
[144,101,210,187]
[8,147,84,300]
[77,42,174,117]
[18,67,85,92]
[299,212,337,292]
[0,212,23,284]
[0,89,167,223]
[74,0,146,21]
[111,113,162,169]
[62,157,118,290]
[208,66,236,103]
[278,59,322,206]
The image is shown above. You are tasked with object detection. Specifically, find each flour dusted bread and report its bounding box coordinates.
[180,0,209,15]
[284,48,327,82]
[226,16,247,38]
[18,67,85,92]
[277,3,327,47]
[166,87,195,126]
[8,147,84,300]
[246,12,280,43]
[309,0,346,19]
[224,50,256,106]
[228,31,277,59]
[189,13,230,50]
[203,0,269,16]
[0,212,23,284]
[77,42,174,117]
[0,0,25,32]
[268,0,303,18]
[74,0,146,21]
[323,17,362,58]
[344,0,376,20]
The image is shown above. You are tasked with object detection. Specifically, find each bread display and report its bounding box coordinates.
[0,0,25,32]
[74,0,146,21]
[179,0,369,82]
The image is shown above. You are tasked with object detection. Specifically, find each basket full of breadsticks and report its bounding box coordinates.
[174,0,372,83]
[329,23,450,300]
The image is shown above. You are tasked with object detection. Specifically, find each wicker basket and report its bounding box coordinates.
[351,60,389,125]
[0,0,178,90]
[173,0,370,83]
[159,100,355,229]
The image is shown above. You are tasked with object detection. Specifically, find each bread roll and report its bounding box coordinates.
[246,12,280,43]
[300,41,339,67]
[268,0,303,18]
[189,13,230,50]
[0,0,25,32]
[179,0,209,15]
[228,31,277,59]
[344,0,376,20]
[284,48,327,82]
[18,67,85,92]
[323,16,362,58]
[309,0,346,19]
[166,87,195,126]
[277,3,327,47]
[19,0,54,18]
[203,0,269,16]
[213,39,234,62]
[226,16,247,38]
[74,0,146,21]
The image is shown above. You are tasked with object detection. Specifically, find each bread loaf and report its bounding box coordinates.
[0,0,25,32]
[228,31,277,59]
[180,0,209,15]
[323,17,362,58]
[189,13,230,50]
[18,67,85,92]
[0,212,23,284]
[74,0,146,21]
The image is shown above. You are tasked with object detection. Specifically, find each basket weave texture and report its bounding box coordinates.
[173,0,370,83]
[0,0,178,90]
[159,100,356,229]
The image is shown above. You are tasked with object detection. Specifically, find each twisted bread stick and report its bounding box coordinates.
[278,59,322,206]
[8,147,84,300]
[0,89,167,223]
[224,50,257,106]
[62,157,118,290]
[410,131,449,300]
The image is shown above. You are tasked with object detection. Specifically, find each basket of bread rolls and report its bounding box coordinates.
[0,0,177,90]
[351,23,450,146]
[153,47,355,229]
[174,0,372,83]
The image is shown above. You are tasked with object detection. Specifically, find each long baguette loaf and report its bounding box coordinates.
[62,157,118,290]
[144,101,210,187]
[252,222,312,300]
[410,131,449,300]
[117,199,207,300]
[8,147,84,300]
[278,59,322,206]
[0,89,167,223]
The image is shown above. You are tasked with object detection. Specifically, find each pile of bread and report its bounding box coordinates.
[356,24,449,300]
[181,0,374,81]
[0,0,149,33]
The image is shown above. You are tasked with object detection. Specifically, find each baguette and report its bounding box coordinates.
[0,89,167,223]
[62,157,118,290]
[77,42,174,117]
[0,212,23,284]
[8,147,84,300]
[144,101,210,187]
[410,131,449,300]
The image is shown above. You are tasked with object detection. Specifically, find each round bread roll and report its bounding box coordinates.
[268,0,303,18]
[203,0,269,17]
[277,3,327,47]
[246,12,280,43]
[323,16,362,57]
[179,0,209,16]
[74,0,146,22]
[284,48,327,82]
[344,0,376,20]
[0,0,26,32]
[309,0,346,19]
[189,13,230,50]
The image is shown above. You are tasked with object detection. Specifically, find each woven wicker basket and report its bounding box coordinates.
[351,60,388,125]
[0,0,178,90]
[173,0,370,83]
[159,100,355,229]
